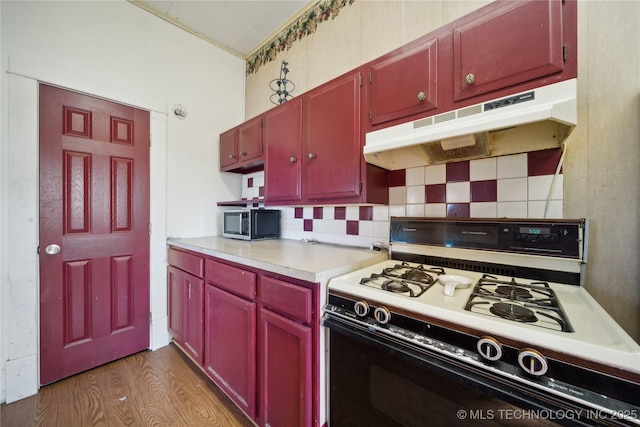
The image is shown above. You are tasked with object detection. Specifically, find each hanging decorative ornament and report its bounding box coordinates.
[269,61,295,105]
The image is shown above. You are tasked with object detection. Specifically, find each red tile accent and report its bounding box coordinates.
[388,169,406,187]
[313,207,323,219]
[304,219,313,231]
[447,203,470,217]
[446,161,470,182]
[346,220,359,235]
[334,206,346,220]
[294,207,304,219]
[528,148,562,176]
[359,206,373,220]
[470,180,497,202]
[247,177,254,188]
[426,184,446,203]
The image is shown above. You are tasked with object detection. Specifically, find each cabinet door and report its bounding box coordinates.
[205,284,257,419]
[260,308,312,427]
[183,272,204,365]
[167,266,183,342]
[220,127,238,169]
[453,0,564,101]
[238,115,263,162]
[264,98,303,204]
[370,39,438,125]
[305,71,362,201]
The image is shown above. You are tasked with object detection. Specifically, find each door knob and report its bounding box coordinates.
[417,91,426,102]
[465,73,475,85]
[45,244,61,255]
[290,156,297,163]
[308,153,316,159]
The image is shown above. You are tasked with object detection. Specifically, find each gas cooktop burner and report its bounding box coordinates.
[359,262,445,298]
[465,274,573,332]
[495,285,533,299]
[490,302,538,322]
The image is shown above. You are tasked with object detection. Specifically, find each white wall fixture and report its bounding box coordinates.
[172,104,187,119]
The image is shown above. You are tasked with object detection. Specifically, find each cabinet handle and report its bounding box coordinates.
[417,91,426,102]
[308,153,316,159]
[465,73,475,85]
[290,156,297,163]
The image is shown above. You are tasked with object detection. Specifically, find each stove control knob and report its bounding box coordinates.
[477,336,503,361]
[353,300,370,317]
[518,348,548,376]
[373,306,391,324]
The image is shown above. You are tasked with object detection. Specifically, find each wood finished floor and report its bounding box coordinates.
[0,344,254,427]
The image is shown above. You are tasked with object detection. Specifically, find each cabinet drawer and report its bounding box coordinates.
[261,276,312,324]
[205,259,256,300]
[168,248,204,277]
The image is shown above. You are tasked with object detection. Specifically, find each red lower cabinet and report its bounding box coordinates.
[204,283,257,419]
[260,307,312,427]
[167,265,204,365]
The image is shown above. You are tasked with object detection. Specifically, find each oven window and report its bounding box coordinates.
[329,330,563,427]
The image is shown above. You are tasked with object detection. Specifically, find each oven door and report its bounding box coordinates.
[324,315,633,427]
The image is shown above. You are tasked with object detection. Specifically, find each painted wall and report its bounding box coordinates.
[245,0,640,342]
[0,1,244,402]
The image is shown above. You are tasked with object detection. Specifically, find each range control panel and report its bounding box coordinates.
[390,218,586,259]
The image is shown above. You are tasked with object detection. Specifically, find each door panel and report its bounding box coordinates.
[39,84,150,385]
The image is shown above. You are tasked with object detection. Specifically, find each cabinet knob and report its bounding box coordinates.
[308,153,316,159]
[239,151,246,157]
[229,154,235,159]
[417,91,426,102]
[290,156,297,163]
[465,73,475,85]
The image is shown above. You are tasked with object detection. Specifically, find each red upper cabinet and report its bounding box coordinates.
[219,127,238,169]
[264,98,303,204]
[304,71,363,201]
[238,115,264,162]
[452,0,566,101]
[220,115,264,173]
[369,38,439,125]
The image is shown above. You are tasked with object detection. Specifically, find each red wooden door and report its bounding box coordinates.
[39,84,150,385]
[369,38,439,125]
[305,71,362,201]
[204,284,257,418]
[260,307,312,427]
[452,0,564,101]
[264,98,303,204]
[238,115,263,162]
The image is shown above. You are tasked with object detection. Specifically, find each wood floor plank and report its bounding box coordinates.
[1,344,254,427]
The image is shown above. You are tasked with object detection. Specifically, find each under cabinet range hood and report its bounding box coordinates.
[364,79,577,170]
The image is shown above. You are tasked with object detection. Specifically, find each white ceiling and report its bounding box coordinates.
[133,0,314,57]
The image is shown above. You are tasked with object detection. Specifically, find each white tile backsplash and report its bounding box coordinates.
[497,153,528,179]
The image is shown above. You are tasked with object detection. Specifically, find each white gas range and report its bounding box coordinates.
[324,218,640,426]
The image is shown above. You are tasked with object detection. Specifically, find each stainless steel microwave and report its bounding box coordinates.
[222,209,280,241]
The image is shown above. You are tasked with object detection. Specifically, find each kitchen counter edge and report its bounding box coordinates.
[167,236,388,284]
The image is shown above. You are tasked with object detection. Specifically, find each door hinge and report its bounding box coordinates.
[149,222,152,235]
[149,312,152,324]
[563,44,567,62]
[149,134,152,147]
[369,109,372,121]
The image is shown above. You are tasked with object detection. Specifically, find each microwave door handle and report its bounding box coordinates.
[239,215,244,234]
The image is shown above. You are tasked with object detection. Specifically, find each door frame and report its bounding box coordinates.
[3,56,170,403]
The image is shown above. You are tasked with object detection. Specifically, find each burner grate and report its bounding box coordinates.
[359,262,444,298]
[465,274,573,332]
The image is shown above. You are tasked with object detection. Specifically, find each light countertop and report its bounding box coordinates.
[167,236,388,284]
